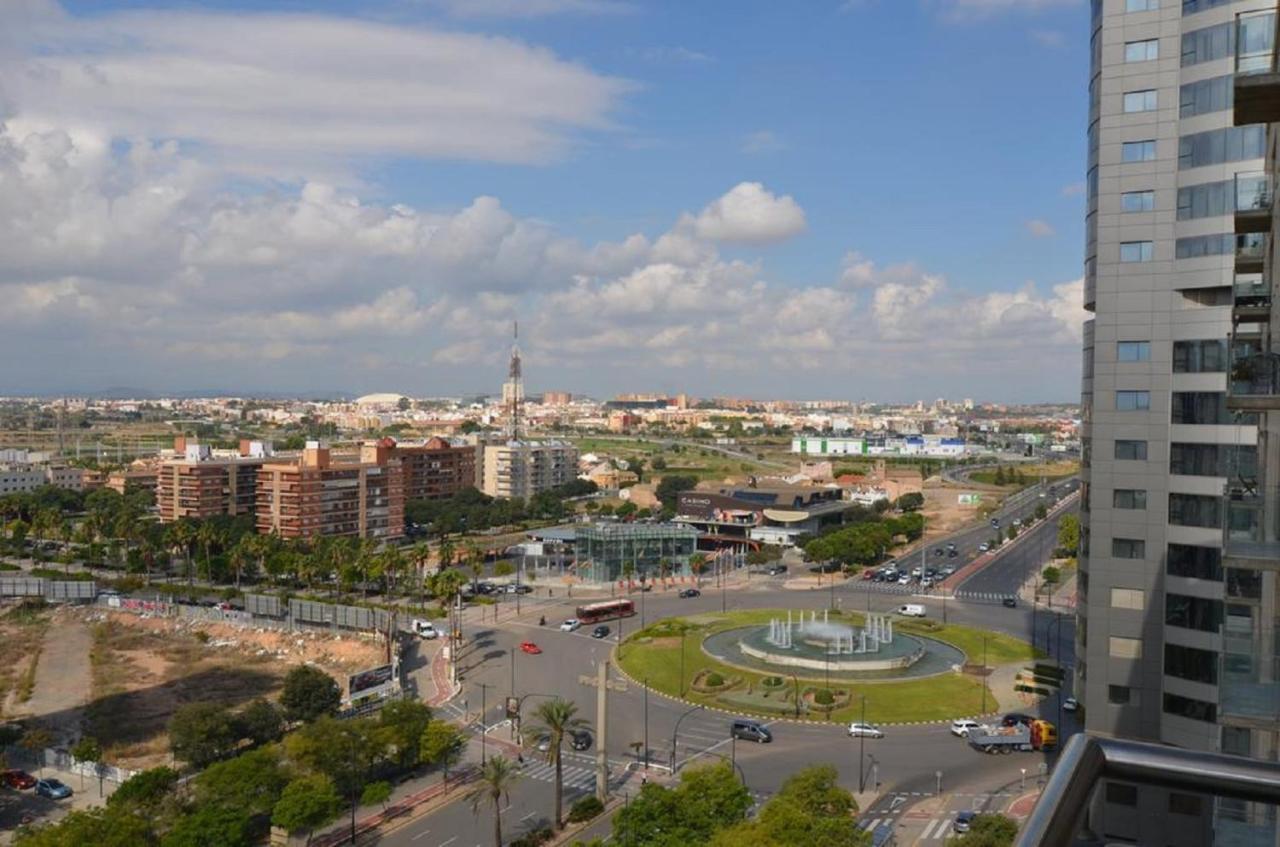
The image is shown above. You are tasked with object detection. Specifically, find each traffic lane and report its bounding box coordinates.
[956,509,1069,596]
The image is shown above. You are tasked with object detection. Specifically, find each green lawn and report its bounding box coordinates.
[615,609,1033,723]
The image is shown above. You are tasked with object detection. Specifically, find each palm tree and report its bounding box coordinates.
[438,539,455,572]
[167,519,197,590]
[229,538,249,590]
[690,553,707,586]
[412,541,432,606]
[465,542,483,592]
[469,756,519,847]
[529,698,588,829]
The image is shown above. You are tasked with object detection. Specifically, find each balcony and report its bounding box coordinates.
[1237,233,1267,274]
[1018,735,1280,847]
[1236,173,1273,236]
[1224,484,1280,570]
[1230,351,1280,411]
[1235,274,1272,324]
[1235,11,1280,126]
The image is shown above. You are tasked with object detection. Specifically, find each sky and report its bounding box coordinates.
[0,0,1090,402]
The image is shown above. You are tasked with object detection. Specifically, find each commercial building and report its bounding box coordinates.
[481,440,578,499]
[790,435,967,458]
[1075,3,1273,844]
[674,484,853,549]
[256,442,404,541]
[376,437,478,501]
[156,440,273,522]
[574,522,698,583]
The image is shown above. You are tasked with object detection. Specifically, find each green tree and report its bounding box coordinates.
[237,699,285,747]
[469,756,520,847]
[1057,513,1080,555]
[655,475,698,509]
[650,456,667,471]
[69,736,103,794]
[108,766,178,813]
[193,746,288,818]
[378,699,433,771]
[169,702,239,768]
[1006,524,1018,541]
[529,697,589,828]
[614,761,751,847]
[272,774,341,846]
[1042,565,1061,584]
[952,813,1019,847]
[284,716,388,809]
[280,665,342,723]
[895,492,924,512]
[360,780,392,807]
[12,807,155,847]
[420,721,467,787]
[1034,502,1048,520]
[711,764,868,847]
[161,803,253,847]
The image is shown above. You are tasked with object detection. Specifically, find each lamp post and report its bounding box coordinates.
[670,703,705,774]
[980,636,989,714]
[644,677,650,771]
[790,673,801,719]
[857,693,869,792]
[679,631,687,697]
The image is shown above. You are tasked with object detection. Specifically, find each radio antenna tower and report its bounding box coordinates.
[504,321,523,440]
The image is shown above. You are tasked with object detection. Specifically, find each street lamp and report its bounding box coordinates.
[789,673,801,719]
[670,703,705,774]
[679,631,687,697]
[857,693,869,792]
[980,636,989,714]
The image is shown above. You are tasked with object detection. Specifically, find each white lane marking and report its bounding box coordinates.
[933,818,950,839]
[520,812,537,822]
[410,830,432,841]
[920,819,939,840]
[438,838,459,847]
[860,818,881,831]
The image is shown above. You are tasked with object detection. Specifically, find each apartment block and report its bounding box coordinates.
[481,440,578,499]
[256,442,404,541]
[156,440,273,522]
[368,437,478,501]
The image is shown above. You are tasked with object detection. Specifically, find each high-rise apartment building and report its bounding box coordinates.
[367,437,478,501]
[481,440,579,499]
[256,442,404,541]
[157,439,272,522]
[1079,2,1273,843]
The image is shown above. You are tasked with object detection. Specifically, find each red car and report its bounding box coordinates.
[861,569,876,580]
[519,641,542,655]
[3,770,36,790]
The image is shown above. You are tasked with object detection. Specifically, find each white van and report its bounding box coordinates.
[411,619,441,639]
[896,604,927,618]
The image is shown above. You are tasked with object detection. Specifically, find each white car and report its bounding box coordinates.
[977,543,989,553]
[411,619,441,639]
[897,574,912,585]
[950,719,981,738]
[897,604,927,618]
[560,619,581,632]
[1063,697,1079,712]
[847,722,884,738]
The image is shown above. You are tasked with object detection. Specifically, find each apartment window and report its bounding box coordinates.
[1171,391,1230,424]
[1121,190,1155,213]
[1108,685,1132,705]
[1169,793,1204,817]
[1181,22,1233,66]
[1129,0,1158,8]
[1087,166,1099,201]
[1113,538,1146,559]
[1172,339,1227,372]
[1166,593,1223,632]
[1113,489,1147,509]
[1175,233,1234,258]
[1171,443,1254,478]
[1109,636,1143,659]
[1125,39,1160,62]
[1183,0,1238,13]
[1163,692,1217,723]
[1169,493,1222,528]
[1120,242,1153,263]
[1179,126,1265,169]
[1122,140,1157,162]
[1226,567,1262,599]
[1116,390,1150,410]
[1176,180,1230,219]
[1165,644,1219,685]
[1117,341,1150,361]
[1111,587,1146,610]
[1180,75,1232,118]
[1115,439,1148,460]
[1123,89,1158,112]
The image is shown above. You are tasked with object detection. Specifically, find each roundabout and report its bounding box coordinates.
[615,608,1038,724]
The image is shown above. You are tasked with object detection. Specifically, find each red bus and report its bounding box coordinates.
[575,599,636,624]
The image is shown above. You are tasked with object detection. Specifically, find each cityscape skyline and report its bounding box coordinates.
[1,0,1088,402]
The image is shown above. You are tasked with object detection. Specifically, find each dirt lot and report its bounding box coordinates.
[0,601,52,720]
[80,610,386,769]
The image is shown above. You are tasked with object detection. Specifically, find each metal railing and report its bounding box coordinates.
[1017,734,1280,847]
[1237,172,1273,214]
[1236,274,1271,310]
[1237,10,1278,76]
[1237,232,1267,263]
[1231,351,1280,398]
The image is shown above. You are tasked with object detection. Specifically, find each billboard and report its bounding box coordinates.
[348,664,394,697]
[958,494,984,505]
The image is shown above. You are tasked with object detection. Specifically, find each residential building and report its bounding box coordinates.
[0,466,46,495]
[156,440,273,522]
[542,391,573,406]
[256,442,404,541]
[105,466,160,497]
[373,437,478,501]
[1076,2,1271,844]
[481,440,578,499]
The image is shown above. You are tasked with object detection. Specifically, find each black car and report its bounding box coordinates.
[766,565,787,576]
[591,625,610,639]
[679,588,701,598]
[990,518,1000,528]
[1001,596,1017,608]
[570,730,593,751]
[933,547,945,557]
[947,549,958,558]
[1002,712,1035,727]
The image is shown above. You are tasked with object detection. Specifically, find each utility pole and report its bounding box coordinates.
[578,661,627,803]
[477,682,491,765]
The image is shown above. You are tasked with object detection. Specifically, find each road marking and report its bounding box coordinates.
[860,818,881,831]
[933,818,950,839]
[410,829,431,841]
[889,795,907,810]
[437,837,458,847]
[520,812,537,822]
[920,819,940,840]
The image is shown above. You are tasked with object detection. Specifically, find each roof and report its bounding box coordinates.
[355,392,406,406]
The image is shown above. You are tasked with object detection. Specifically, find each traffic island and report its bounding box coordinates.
[615,608,1037,724]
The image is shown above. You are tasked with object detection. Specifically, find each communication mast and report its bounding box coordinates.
[503,321,523,440]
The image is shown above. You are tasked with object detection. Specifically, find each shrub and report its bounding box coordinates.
[814,688,834,706]
[510,826,554,847]
[193,630,211,644]
[761,676,784,688]
[705,672,724,688]
[568,795,604,823]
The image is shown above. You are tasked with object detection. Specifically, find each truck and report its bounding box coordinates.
[967,719,1057,754]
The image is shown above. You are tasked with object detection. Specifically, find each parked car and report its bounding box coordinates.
[947,548,959,558]
[990,518,1000,528]
[896,574,912,585]
[591,625,610,639]
[2,770,36,790]
[933,547,945,557]
[730,719,772,743]
[1063,697,1080,712]
[940,565,957,577]
[519,641,543,654]
[570,729,593,751]
[505,583,533,594]
[861,569,876,580]
[897,604,927,617]
[766,565,787,576]
[953,811,977,833]
[977,543,989,553]
[560,619,581,632]
[679,588,701,598]
[847,722,884,738]
[950,720,982,738]
[35,779,71,800]
[999,596,1017,609]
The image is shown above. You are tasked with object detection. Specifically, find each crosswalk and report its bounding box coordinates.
[856,816,956,841]
[519,762,598,791]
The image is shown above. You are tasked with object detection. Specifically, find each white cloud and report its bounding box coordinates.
[741,130,785,154]
[1061,182,1086,197]
[634,46,713,64]
[424,0,633,17]
[689,182,807,244]
[2,2,630,180]
[934,0,1082,20]
[1025,219,1055,238]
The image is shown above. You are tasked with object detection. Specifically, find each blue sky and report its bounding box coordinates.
[3,0,1089,401]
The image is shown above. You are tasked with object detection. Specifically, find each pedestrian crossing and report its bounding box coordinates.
[520,762,598,791]
[857,816,956,841]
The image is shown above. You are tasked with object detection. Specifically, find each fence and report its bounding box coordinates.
[0,578,98,601]
[288,599,392,633]
[98,593,398,638]
[3,744,138,786]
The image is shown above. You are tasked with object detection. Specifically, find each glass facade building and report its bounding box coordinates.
[574,523,699,584]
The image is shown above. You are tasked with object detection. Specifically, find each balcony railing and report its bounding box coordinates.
[1230,350,1280,409]
[1017,734,1280,847]
[1235,274,1272,323]
[1224,483,1280,568]
[1236,172,1273,234]
[1237,11,1278,76]
[1237,233,1267,273]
